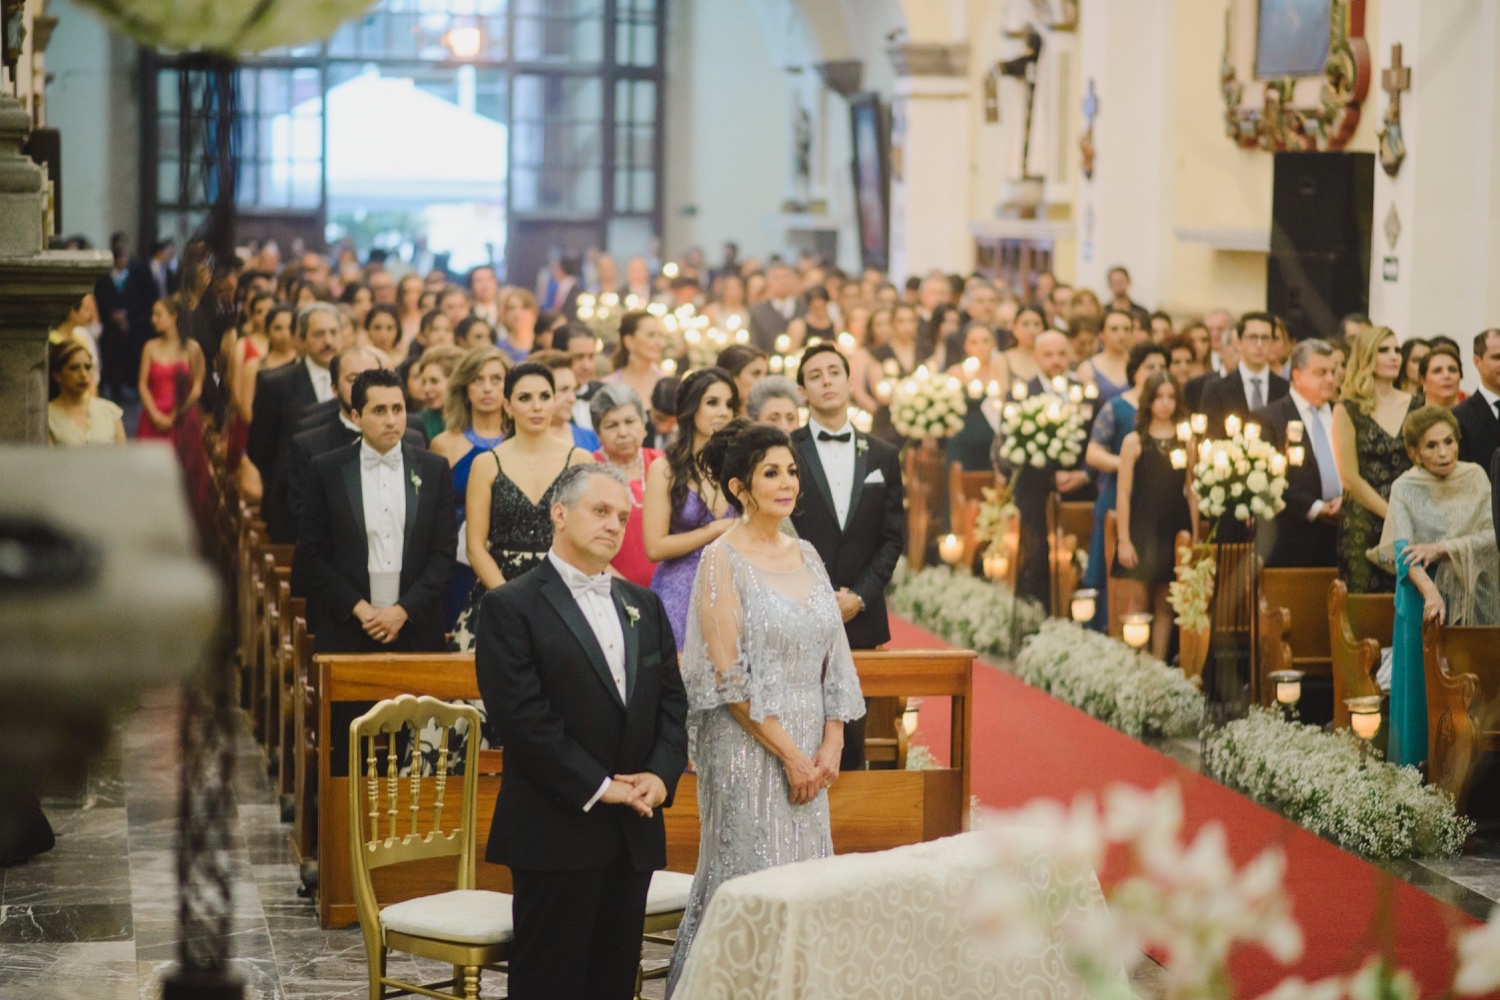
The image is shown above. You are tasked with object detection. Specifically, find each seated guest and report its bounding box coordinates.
[48,340,125,446]
[1255,339,1342,568]
[1373,405,1498,768]
[1454,328,1500,468]
[1200,312,1287,437]
[745,374,802,434]
[590,383,663,586]
[1418,342,1463,410]
[533,348,602,451]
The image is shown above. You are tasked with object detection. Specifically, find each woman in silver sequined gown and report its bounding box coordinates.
[666,532,865,994]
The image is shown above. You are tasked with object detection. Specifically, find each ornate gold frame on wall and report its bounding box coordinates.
[1220,0,1370,152]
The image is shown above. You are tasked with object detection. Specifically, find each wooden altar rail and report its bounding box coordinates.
[311,648,975,929]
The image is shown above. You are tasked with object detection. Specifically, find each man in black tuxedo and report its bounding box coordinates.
[1200,312,1288,438]
[246,303,343,543]
[748,262,805,353]
[790,342,906,770]
[476,464,688,1000]
[1253,339,1342,568]
[1455,328,1500,468]
[93,232,155,401]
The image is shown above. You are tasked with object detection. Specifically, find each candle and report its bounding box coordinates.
[1190,413,1208,436]
[875,380,893,404]
[938,534,964,566]
[1051,375,1067,394]
[798,407,809,426]
[1213,449,1230,471]
[917,364,930,378]
[578,304,594,320]
[1002,404,1018,422]
[660,357,677,376]
[578,293,595,309]
[725,313,741,330]
[1287,420,1304,443]
[648,302,667,317]
[1270,453,1287,476]
[1288,445,1305,467]
[1272,670,1303,707]
[662,262,679,278]
[838,332,856,351]
[852,409,873,433]
[684,328,701,345]
[1084,383,1098,399]
[1068,385,1083,404]
[1224,414,1242,438]
[768,355,784,373]
[968,379,984,400]
[625,293,641,309]
[962,356,980,377]
[1070,589,1097,624]
[1170,448,1187,470]
[947,376,962,392]
[1176,420,1193,442]
[735,329,750,344]
[775,334,791,354]
[601,292,619,307]
[986,380,1001,399]
[1012,382,1029,400]
[1244,422,1261,442]
[1121,613,1152,650]
[1345,696,1382,740]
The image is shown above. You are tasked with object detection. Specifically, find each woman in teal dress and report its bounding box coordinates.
[1082,343,1167,631]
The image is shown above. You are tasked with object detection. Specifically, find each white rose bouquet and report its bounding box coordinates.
[890,366,968,440]
[998,394,1087,470]
[1192,431,1288,524]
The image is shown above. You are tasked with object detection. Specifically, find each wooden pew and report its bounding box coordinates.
[1256,567,1338,708]
[948,463,999,571]
[312,648,975,929]
[904,445,948,571]
[1422,622,1500,816]
[1327,581,1393,730]
[276,600,308,814]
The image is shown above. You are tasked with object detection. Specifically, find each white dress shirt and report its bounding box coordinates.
[1287,387,1334,521]
[548,550,629,812]
[306,356,334,403]
[360,441,406,608]
[339,412,360,435]
[811,418,857,528]
[1238,362,1271,411]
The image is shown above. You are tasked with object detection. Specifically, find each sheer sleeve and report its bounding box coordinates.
[1090,399,1118,447]
[802,542,866,724]
[681,540,752,711]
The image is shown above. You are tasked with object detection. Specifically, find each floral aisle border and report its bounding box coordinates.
[887,565,1469,860]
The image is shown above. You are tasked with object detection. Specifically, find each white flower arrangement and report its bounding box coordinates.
[1015,620,1204,739]
[1168,542,1216,632]
[889,366,968,440]
[998,391,1088,470]
[1206,708,1473,859]
[1192,429,1288,523]
[887,562,1046,659]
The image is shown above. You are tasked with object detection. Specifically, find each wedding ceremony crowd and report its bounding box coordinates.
[43,231,1500,997]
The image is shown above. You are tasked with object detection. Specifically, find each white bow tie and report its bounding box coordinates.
[362,448,401,471]
[570,574,614,601]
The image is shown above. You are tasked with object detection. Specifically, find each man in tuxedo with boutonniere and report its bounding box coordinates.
[476,463,688,1000]
[790,342,907,770]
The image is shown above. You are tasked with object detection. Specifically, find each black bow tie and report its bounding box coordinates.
[818,431,852,443]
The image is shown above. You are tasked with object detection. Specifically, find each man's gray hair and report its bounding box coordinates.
[1289,338,1334,372]
[745,375,800,421]
[588,382,645,431]
[553,462,631,510]
[297,301,340,339]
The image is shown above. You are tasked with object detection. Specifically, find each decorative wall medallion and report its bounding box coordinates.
[1376,43,1410,177]
[1079,79,1098,180]
[1384,202,1401,251]
[1220,0,1370,152]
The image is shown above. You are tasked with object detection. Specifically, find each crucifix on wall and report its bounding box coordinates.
[1377,43,1410,176]
[985,22,1044,180]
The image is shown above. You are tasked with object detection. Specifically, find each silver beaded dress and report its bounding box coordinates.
[666,537,865,995]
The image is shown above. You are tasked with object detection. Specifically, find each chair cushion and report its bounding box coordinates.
[380,889,513,945]
[646,870,693,915]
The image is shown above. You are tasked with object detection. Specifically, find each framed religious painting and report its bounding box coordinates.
[1220,0,1370,151]
[849,92,890,272]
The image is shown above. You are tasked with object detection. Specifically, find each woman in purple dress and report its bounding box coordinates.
[643,367,740,647]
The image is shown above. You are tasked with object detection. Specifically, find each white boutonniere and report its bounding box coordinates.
[623,604,641,627]
[855,436,869,456]
[410,470,422,495]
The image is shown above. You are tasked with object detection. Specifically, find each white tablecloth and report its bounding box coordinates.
[671,831,1114,999]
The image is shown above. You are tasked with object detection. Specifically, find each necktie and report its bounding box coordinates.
[569,574,614,600]
[818,430,852,443]
[362,448,401,471]
[1306,407,1340,501]
[1248,376,1264,411]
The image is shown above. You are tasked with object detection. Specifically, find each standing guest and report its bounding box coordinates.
[919,303,962,367]
[1066,315,1101,372]
[533,348,603,450]
[1184,328,1236,414]
[1106,266,1145,314]
[867,303,922,445]
[499,288,540,361]
[1165,334,1203,385]
[437,285,472,330]
[643,368,739,647]
[93,232,155,402]
[1419,343,1463,409]
[451,361,595,651]
[475,464,687,1000]
[953,280,1003,355]
[1328,338,1349,400]
[1149,311,1176,344]
[136,296,205,443]
[285,347,392,540]
[1183,321,1213,373]
[745,375,802,434]
[48,341,124,446]
[1046,283,1074,332]
[222,291,275,465]
[623,256,654,303]
[1269,316,1294,377]
[1255,339,1342,568]
[1083,343,1167,630]
[590,383,663,586]
[996,306,1047,393]
[546,255,584,319]
[559,323,604,428]
[789,343,904,770]
[591,252,621,296]
[338,281,372,329]
[849,305,892,416]
[235,304,298,494]
[748,263,804,353]
[790,286,838,347]
[1113,373,1195,661]
[606,310,667,409]
[1071,288,1103,323]
[944,323,1002,472]
[1077,308,1133,402]
[367,267,395,307]
[715,344,769,412]
[1200,312,1288,438]
[646,377,681,452]
[413,346,465,441]
[667,422,864,996]
[1332,326,1419,593]
[415,308,457,359]
[468,264,501,326]
[456,316,496,349]
[1454,329,1500,468]
[704,271,750,331]
[395,273,425,346]
[361,304,402,361]
[1203,309,1234,373]
[535,310,567,351]
[1397,338,1430,393]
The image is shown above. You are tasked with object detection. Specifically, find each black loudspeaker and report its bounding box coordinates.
[1267,152,1374,342]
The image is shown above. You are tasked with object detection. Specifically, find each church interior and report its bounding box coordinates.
[4,0,1500,998]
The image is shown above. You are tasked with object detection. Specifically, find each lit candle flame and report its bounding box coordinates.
[660,358,678,376]
[1224,414,1242,438]
[1287,420,1304,443]
[1177,420,1193,442]
[1190,413,1208,435]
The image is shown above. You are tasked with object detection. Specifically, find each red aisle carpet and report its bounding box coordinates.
[885,614,1484,997]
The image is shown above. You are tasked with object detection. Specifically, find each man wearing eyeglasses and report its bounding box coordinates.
[1200,312,1289,438]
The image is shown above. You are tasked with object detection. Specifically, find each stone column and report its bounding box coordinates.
[887,42,972,282]
[1367,0,1500,380]
[0,91,108,443]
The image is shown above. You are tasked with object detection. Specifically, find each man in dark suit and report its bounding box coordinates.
[246,303,343,543]
[1254,339,1342,568]
[748,262,805,353]
[476,464,688,1000]
[93,232,156,401]
[1455,328,1500,468]
[1200,312,1288,438]
[790,342,906,770]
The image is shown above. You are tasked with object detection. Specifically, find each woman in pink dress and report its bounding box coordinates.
[135,296,204,443]
[588,382,663,586]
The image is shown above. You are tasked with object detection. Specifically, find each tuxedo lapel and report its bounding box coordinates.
[400,445,421,568]
[844,433,870,537]
[340,448,367,539]
[795,430,837,522]
[613,582,640,703]
[540,566,626,710]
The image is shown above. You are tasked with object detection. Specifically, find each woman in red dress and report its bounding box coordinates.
[135,295,204,443]
[589,382,663,586]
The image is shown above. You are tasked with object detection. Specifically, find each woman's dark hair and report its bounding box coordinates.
[501,360,556,435]
[1397,337,1430,391]
[715,343,767,378]
[365,303,399,331]
[1427,334,1461,355]
[699,419,794,515]
[418,308,446,339]
[1014,305,1047,328]
[1134,373,1185,437]
[264,304,295,336]
[1418,342,1463,382]
[243,290,276,326]
[1126,342,1169,387]
[338,281,368,306]
[665,367,740,530]
[613,309,653,370]
[921,303,959,357]
[455,315,494,344]
[805,285,830,305]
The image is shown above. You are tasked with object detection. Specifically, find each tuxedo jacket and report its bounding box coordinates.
[247,362,322,543]
[294,442,455,654]
[1454,392,1500,469]
[748,300,804,354]
[475,560,688,872]
[789,425,906,649]
[1184,371,1218,413]
[1200,369,1288,439]
[296,398,430,440]
[1253,396,1337,568]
